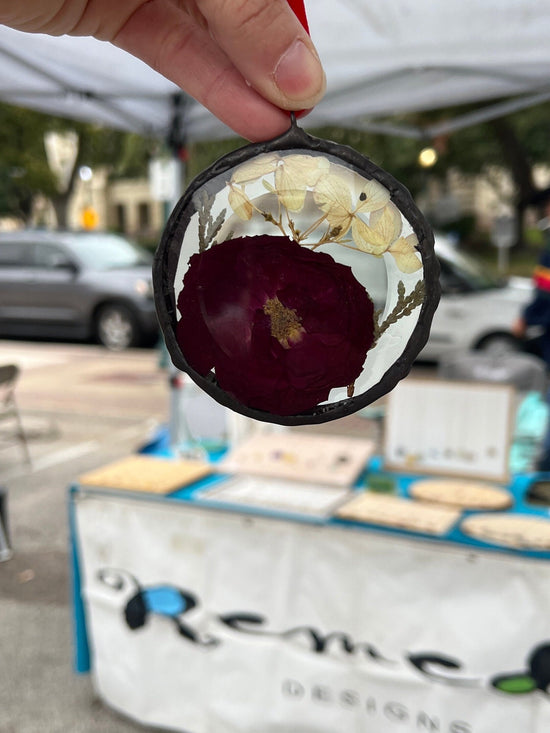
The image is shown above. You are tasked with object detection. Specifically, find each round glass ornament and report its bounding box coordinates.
[153,119,440,426]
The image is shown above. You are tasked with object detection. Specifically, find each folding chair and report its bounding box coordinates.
[0,487,12,561]
[0,364,32,466]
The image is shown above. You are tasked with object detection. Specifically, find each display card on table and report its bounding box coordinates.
[197,475,351,518]
[219,432,375,487]
[383,379,514,482]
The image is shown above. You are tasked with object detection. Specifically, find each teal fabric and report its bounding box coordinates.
[510,391,549,474]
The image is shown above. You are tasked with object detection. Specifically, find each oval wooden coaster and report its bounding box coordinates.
[461,514,550,550]
[410,479,513,510]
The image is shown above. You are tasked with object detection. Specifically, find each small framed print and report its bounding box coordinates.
[383,379,515,483]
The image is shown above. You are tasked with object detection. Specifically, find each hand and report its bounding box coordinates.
[511,316,527,339]
[0,0,326,141]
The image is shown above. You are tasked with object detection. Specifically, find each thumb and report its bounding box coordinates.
[193,0,326,111]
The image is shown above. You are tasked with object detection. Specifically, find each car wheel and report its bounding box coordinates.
[475,333,521,357]
[95,304,138,351]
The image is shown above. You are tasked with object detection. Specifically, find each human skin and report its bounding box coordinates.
[0,0,326,141]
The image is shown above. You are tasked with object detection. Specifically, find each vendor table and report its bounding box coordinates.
[70,467,550,733]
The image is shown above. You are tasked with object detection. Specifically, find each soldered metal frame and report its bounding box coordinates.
[153,118,440,426]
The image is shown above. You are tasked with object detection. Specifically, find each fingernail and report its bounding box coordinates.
[274,39,325,104]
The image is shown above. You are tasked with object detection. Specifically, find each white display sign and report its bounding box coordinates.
[74,492,550,733]
[384,379,514,481]
[491,216,516,249]
[148,157,180,202]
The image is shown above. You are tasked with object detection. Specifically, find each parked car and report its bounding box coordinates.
[419,236,535,360]
[0,230,159,350]
[0,229,536,359]
[329,232,535,362]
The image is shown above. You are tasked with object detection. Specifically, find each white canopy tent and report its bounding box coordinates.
[1,0,550,143]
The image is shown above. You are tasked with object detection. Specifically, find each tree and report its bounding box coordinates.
[0,104,58,222]
[0,102,155,226]
[3,98,548,242]
[185,136,245,184]
[316,103,550,247]
[48,122,155,228]
[427,103,550,247]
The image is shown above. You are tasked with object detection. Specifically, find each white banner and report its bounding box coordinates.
[74,491,550,733]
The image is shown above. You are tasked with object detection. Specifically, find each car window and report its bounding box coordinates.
[438,249,499,292]
[0,241,32,266]
[31,243,75,269]
[439,258,471,294]
[63,233,152,270]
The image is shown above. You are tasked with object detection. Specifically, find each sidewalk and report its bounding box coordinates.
[0,341,169,733]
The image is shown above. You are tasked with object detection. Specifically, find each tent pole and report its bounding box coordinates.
[425,88,550,137]
[344,86,550,142]
[163,93,200,457]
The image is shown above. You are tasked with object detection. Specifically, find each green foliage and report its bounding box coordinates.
[0,104,58,219]
[313,101,550,201]
[46,115,155,177]
[438,215,478,242]
[0,102,154,222]
[86,129,155,179]
[185,137,246,185]
[1,96,549,231]
[524,226,545,248]
[311,125,427,197]
[510,101,550,167]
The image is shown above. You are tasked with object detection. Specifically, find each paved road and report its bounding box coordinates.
[0,340,170,733]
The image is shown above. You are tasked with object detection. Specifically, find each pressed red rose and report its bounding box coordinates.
[176,235,375,415]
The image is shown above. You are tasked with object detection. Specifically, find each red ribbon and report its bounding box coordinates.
[286,0,311,118]
[287,0,310,35]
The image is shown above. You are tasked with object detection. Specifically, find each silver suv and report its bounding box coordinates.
[0,230,159,350]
